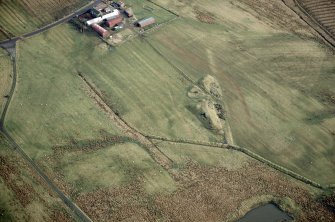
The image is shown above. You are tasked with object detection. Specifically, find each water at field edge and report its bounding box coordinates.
[237,203,293,222]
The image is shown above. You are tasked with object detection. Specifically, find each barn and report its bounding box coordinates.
[86,9,120,26]
[91,24,109,38]
[135,17,155,28]
[106,16,123,27]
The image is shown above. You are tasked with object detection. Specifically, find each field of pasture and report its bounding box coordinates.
[1,0,335,220]
[149,0,335,184]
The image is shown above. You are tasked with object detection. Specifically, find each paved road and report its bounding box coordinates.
[0,0,102,49]
[0,1,105,221]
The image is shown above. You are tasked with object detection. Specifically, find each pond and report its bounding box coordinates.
[237,203,293,222]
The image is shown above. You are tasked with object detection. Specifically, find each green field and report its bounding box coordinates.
[0,0,89,40]
[50,142,176,194]
[1,0,335,220]
[0,135,74,221]
[0,49,12,115]
[127,0,176,25]
[6,33,124,159]
[147,0,335,184]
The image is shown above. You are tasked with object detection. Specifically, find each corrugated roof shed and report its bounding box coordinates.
[91,24,109,38]
[106,16,123,27]
[102,9,120,20]
[136,17,155,28]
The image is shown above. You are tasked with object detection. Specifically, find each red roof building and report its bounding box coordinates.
[91,24,109,38]
[106,16,123,28]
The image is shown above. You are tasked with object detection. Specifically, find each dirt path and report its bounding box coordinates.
[146,135,330,190]
[78,72,173,170]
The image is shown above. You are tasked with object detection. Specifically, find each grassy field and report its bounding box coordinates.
[6,32,124,159]
[147,0,335,184]
[0,49,12,115]
[126,0,176,25]
[0,0,89,40]
[154,139,249,170]
[2,0,335,220]
[47,141,176,195]
[8,22,222,150]
[0,135,74,222]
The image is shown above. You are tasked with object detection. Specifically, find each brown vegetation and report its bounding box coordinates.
[73,157,334,221]
[193,7,217,24]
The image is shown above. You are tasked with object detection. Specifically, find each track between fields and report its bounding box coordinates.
[146,135,334,190]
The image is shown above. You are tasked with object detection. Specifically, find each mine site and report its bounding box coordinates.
[0,0,335,221]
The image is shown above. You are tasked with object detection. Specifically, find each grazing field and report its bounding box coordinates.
[126,0,177,26]
[9,22,222,145]
[0,0,89,40]
[2,0,335,220]
[0,49,12,115]
[6,33,124,159]
[298,0,335,37]
[0,135,74,221]
[148,0,335,184]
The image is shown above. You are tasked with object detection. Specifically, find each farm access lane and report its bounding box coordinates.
[0,0,103,49]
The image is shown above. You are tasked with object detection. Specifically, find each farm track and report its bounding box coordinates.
[147,135,334,190]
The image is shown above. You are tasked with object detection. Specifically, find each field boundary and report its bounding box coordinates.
[78,72,174,170]
[282,0,335,49]
[147,135,334,190]
[145,0,180,17]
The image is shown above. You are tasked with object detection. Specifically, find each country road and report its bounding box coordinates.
[0,0,102,49]
[0,1,105,221]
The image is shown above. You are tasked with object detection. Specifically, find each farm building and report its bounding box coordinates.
[124,8,133,17]
[102,9,121,20]
[106,16,123,27]
[86,17,102,26]
[90,8,102,18]
[135,17,156,28]
[94,2,108,11]
[86,9,120,26]
[91,24,109,38]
